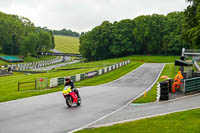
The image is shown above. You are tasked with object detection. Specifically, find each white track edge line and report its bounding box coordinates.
[89,106,200,128]
[69,63,165,133]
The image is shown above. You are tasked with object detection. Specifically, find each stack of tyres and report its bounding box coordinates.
[168,79,172,92]
[160,81,169,100]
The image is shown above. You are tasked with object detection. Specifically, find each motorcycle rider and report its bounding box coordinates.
[65,78,80,98]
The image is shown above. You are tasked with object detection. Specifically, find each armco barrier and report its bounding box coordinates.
[109,66,112,71]
[70,75,76,82]
[58,77,64,85]
[112,65,116,70]
[50,78,58,87]
[104,67,108,73]
[49,60,130,87]
[116,64,119,69]
[99,69,103,75]
[80,74,85,80]
[76,74,81,82]
[184,77,200,93]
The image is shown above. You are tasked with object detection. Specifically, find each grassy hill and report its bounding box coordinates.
[54,35,80,53]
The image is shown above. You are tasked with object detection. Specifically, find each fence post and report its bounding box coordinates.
[46,78,48,88]
[183,79,186,95]
[18,82,20,91]
[35,80,37,90]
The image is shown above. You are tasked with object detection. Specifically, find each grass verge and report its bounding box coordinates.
[76,108,200,133]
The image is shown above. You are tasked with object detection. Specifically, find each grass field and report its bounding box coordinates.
[0,55,179,102]
[54,35,80,53]
[0,57,139,102]
[126,55,178,63]
[76,108,200,133]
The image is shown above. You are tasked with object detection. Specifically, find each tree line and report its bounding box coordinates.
[53,29,79,37]
[0,11,54,57]
[79,0,200,61]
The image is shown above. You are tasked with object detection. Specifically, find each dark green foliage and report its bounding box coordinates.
[183,0,200,49]
[80,12,188,61]
[53,29,79,37]
[111,19,135,56]
[0,11,54,57]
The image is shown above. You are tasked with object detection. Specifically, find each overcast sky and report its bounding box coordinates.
[0,0,189,33]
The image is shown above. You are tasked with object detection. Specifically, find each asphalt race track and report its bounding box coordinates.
[0,63,164,133]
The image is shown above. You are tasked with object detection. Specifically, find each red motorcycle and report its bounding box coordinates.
[62,85,81,107]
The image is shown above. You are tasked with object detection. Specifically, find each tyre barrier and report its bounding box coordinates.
[157,80,170,101]
[49,60,131,88]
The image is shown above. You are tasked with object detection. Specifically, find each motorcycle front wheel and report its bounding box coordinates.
[66,95,73,107]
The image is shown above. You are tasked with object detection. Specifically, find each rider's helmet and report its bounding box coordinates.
[65,78,71,83]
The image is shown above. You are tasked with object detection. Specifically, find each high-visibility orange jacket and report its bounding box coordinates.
[174,71,183,83]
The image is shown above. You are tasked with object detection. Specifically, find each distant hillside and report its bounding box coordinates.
[54,35,80,54]
[0,11,54,57]
[53,29,79,37]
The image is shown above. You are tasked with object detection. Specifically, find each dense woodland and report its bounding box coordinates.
[53,29,79,37]
[80,0,200,61]
[0,11,54,57]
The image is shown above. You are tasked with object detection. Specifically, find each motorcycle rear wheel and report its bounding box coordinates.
[77,97,81,106]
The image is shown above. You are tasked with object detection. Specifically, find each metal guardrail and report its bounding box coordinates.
[184,49,200,53]
[39,52,82,57]
[49,60,131,87]
[194,61,200,72]
[182,48,200,56]
[184,77,200,94]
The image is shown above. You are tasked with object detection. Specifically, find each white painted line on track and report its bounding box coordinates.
[131,63,165,101]
[70,63,165,133]
[89,106,200,129]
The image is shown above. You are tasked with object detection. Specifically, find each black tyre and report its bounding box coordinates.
[77,96,81,106]
[66,95,73,107]
[160,95,169,100]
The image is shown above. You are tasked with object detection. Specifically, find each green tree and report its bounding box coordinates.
[0,11,54,56]
[183,0,200,49]
[80,21,114,61]
[110,19,135,56]
[133,14,166,55]
[20,32,38,57]
[163,12,188,55]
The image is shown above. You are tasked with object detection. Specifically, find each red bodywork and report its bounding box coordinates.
[63,91,78,103]
[69,92,78,103]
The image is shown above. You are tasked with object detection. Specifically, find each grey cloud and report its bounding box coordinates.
[0,0,188,33]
